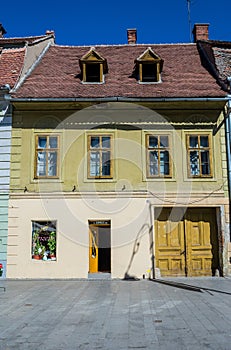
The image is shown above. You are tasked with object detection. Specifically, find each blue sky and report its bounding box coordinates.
[1,0,231,45]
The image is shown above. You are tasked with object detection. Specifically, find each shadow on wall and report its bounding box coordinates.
[123,223,149,281]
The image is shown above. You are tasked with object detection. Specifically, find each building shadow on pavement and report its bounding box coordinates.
[149,278,231,295]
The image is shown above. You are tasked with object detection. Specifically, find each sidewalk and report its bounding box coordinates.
[0,277,231,349]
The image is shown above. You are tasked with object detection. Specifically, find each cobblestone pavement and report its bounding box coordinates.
[0,277,231,349]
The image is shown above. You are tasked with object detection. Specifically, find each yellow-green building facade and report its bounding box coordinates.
[6,25,231,279]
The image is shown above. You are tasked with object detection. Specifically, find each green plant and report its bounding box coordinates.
[33,231,45,256]
[33,231,40,255]
[47,231,56,255]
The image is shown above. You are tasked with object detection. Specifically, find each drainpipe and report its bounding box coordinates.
[226,77,231,241]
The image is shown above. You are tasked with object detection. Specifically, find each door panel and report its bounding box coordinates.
[185,209,213,277]
[89,226,98,273]
[155,208,186,276]
[155,208,218,277]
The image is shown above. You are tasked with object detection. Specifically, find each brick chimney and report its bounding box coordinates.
[127,29,137,45]
[0,23,7,38]
[192,24,209,42]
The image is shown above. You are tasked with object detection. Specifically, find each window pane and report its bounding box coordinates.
[49,137,57,148]
[200,136,209,148]
[102,136,110,149]
[149,136,158,148]
[149,151,158,175]
[90,152,100,176]
[90,137,100,148]
[48,152,57,176]
[190,151,199,175]
[189,136,198,148]
[160,136,169,148]
[38,136,47,149]
[37,151,46,176]
[102,151,111,176]
[201,150,209,163]
[201,151,210,174]
[202,163,210,175]
[160,151,169,175]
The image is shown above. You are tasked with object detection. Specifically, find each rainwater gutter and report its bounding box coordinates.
[5,96,228,103]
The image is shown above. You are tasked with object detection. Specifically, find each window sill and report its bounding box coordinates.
[81,81,105,85]
[138,80,162,84]
[184,177,216,182]
[84,178,117,183]
[32,257,57,261]
[31,179,64,183]
[144,177,176,182]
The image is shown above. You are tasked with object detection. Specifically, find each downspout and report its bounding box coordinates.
[226,77,231,241]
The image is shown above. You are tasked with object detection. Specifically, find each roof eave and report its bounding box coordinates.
[7,96,228,103]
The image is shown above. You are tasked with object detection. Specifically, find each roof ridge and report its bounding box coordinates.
[52,42,196,48]
[0,34,48,40]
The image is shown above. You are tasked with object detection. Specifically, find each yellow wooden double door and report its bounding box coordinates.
[155,208,219,277]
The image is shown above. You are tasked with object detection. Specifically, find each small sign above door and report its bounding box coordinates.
[89,220,110,226]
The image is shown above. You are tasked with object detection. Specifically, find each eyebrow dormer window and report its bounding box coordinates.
[136,47,163,83]
[80,48,108,84]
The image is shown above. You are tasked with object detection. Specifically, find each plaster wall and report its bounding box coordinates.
[7,196,151,279]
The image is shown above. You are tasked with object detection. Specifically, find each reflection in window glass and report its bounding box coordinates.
[91,137,100,148]
[160,136,169,148]
[90,152,100,176]
[149,136,158,148]
[189,136,198,148]
[190,151,199,176]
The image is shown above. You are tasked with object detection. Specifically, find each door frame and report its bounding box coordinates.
[154,207,220,277]
[88,220,111,274]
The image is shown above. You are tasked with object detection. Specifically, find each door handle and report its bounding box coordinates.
[180,250,185,255]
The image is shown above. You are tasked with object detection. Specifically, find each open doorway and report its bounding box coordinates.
[89,220,111,274]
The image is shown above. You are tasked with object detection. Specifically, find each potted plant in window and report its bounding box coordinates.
[32,231,45,260]
[48,231,56,260]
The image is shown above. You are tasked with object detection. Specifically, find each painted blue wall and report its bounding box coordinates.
[0,103,11,278]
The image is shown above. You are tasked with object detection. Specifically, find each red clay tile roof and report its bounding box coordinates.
[213,46,231,81]
[12,43,226,99]
[0,47,26,88]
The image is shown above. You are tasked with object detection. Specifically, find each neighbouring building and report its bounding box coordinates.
[0,23,55,278]
[5,24,231,279]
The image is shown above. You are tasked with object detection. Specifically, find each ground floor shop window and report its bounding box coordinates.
[32,221,56,261]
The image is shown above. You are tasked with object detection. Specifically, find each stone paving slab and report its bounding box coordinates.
[0,277,231,349]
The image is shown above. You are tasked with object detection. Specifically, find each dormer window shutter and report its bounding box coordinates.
[80,48,107,84]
